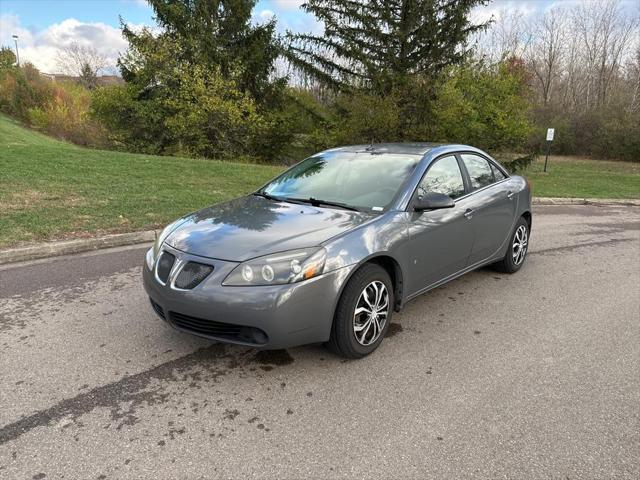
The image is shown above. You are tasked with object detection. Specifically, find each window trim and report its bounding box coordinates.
[406,151,511,211]
[455,152,511,199]
[407,154,468,210]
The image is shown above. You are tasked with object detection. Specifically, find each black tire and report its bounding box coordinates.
[326,263,394,359]
[493,216,530,273]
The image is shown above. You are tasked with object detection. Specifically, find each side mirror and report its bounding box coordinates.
[413,192,455,211]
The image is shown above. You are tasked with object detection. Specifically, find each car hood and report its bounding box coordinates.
[165,195,372,262]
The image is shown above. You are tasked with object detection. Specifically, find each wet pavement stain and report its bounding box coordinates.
[252,349,294,366]
[224,409,240,420]
[531,238,634,255]
[0,344,239,445]
[386,323,403,338]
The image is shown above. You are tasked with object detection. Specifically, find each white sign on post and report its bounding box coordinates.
[546,128,555,142]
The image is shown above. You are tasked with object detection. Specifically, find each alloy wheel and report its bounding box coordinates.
[512,224,528,266]
[353,280,389,346]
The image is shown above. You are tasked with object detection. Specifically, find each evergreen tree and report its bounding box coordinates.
[285,0,490,93]
[120,0,283,102]
[79,62,98,89]
[0,47,17,70]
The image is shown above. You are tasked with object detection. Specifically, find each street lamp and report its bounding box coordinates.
[12,34,20,67]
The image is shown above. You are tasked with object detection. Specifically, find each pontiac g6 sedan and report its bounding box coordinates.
[144,143,531,358]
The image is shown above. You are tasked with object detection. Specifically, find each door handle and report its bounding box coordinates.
[464,208,474,219]
[507,191,516,200]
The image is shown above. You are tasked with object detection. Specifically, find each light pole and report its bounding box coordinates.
[12,34,20,67]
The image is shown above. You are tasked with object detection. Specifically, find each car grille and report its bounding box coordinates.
[156,251,176,283]
[174,262,213,289]
[169,312,268,345]
[149,298,166,320]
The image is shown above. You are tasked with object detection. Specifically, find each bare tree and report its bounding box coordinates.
[572,0,638,107]
[474,8,532,62]
[528,8,566,107]
[56,42,107,86]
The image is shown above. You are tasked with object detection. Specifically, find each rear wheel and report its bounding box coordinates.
[493,216,529,273]
[326,263,393,358]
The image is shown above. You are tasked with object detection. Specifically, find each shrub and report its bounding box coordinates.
[0,64,107,146]
[428,61,534,152]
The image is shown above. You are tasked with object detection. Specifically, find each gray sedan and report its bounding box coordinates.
[143,143,531,358]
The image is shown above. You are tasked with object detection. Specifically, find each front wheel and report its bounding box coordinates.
[326,263,393,359]
[493,216,530,273]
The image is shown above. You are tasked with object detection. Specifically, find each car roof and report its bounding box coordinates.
[326,142,446,155]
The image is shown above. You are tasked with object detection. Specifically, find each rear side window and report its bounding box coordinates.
[418,155,465,199]
[491,163,507,181]
[461,154,494,190]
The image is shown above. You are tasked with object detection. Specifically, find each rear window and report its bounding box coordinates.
[461,154,494,190]
[491,163,507,181]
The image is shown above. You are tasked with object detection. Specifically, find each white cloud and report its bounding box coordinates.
[270,0,305,11]
[470,0,538,25]
[0,14,130,74]
[255,9,276,22]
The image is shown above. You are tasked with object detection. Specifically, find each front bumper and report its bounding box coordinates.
[143,245,354,349]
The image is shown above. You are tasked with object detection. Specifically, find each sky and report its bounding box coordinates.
[0,0,636,74]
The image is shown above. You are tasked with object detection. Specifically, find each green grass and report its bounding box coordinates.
[0,115,283,248]
[1,115,638,248]
[524,155,639,199]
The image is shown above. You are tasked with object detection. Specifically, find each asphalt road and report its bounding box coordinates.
[1,205,639,479]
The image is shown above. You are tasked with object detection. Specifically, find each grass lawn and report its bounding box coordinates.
[1,114,638,248]
[524,155,639,199]
[0,115,282,248]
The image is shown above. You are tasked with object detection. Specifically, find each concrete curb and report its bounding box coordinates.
[532,197,640,206]
[0,230,156,266]
[0,197,638,265]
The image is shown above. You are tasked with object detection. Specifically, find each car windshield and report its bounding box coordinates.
[261,151,421,211]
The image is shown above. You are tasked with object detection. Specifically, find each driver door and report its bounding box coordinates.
[403,155,475,295]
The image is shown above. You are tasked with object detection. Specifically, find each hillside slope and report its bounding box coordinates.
[0,116,283,247]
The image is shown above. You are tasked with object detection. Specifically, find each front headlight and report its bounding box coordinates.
[223,247,327,286]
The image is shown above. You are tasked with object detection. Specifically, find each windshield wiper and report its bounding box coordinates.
[288,197,359,212]
[253,192,284,202]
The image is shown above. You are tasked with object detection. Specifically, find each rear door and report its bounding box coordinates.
[404,155,475,295]
[458,153,517,265]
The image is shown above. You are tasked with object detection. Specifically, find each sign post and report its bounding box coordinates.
[544,128,555,173]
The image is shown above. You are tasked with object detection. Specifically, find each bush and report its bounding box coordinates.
[428,61,534,152]
[0,64,107,146]
[332,91,403,144]
[530,106,640,162]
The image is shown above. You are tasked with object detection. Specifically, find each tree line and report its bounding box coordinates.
[0,0,637,163]
[476,0,639,160]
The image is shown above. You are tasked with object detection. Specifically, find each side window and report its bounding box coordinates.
[417,156,465,199]
[491,163,507,181]
[461,154,494,190]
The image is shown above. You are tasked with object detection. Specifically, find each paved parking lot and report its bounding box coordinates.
[1,204,639,479]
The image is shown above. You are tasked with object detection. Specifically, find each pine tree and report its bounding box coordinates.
[79,62,98,89]
[285,0,490,93]
[120,0,282,102]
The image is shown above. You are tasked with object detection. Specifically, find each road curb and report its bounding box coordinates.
[0,230,156,266]
[532,197,640,206]
[0,197,638,265]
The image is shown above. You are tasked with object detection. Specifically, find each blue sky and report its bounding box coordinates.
[0,0,635,74]
[0,1,318,30]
